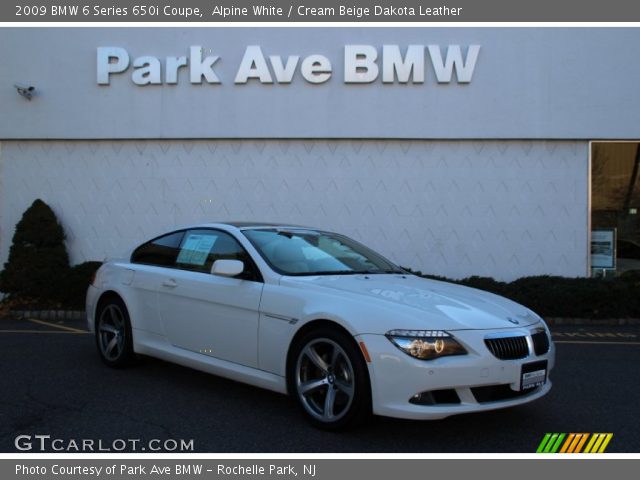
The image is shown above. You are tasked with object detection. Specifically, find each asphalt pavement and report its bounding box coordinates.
[0,317,638,453]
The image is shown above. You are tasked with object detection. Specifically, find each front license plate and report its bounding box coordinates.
[520,360,547,391]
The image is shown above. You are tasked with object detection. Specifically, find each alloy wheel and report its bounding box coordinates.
[98,304,127,362]
[295,338,356,423]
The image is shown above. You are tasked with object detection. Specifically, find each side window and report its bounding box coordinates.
[175,229,260,280]
[131,231,185,267]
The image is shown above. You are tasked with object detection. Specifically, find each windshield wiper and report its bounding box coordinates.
[302,269,404,276]
[303,270,361,275]
[358,269,405,274]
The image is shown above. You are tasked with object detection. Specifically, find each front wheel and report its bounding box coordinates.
[288,327,371,430]
[95,296,135,368]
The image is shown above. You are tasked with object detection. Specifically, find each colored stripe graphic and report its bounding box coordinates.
[536,433,552,453]
[544,433,560,453]
[549,433,566,453]
[559,433,575,453]
[584,433,599,453]
[537,433,613,453]
[584,433,614,453]
[597,434,614,453]
[574,433,589,453]
[566,433,583,453]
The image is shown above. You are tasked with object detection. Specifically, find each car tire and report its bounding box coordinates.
[288,326,371,430]
[95,296,135,368]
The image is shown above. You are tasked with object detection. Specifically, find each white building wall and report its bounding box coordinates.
[2,28,640,140]
[0,140,588,280]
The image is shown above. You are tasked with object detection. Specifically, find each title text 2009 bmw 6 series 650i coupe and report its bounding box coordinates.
[87,222,554,429]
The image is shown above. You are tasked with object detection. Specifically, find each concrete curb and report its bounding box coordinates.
[10,310,85,321]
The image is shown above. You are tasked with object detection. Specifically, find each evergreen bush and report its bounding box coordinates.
[404,269,640,319]
[0,199,70,304]
[57,261,103,309]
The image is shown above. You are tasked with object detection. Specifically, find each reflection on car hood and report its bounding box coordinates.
[287,274,540,330]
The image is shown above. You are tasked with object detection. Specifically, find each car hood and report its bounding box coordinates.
[285,274,540,330]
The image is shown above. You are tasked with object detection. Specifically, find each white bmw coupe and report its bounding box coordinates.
[87,222,554,429]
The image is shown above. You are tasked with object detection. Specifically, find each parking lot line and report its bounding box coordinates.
[552,332,637,338]
[0,329,87,334]
[27,318,88,333]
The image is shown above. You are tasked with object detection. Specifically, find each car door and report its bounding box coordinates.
[157,228,264,368]
[128,230,186,335]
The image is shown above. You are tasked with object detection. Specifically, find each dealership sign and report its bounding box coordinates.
[97,44,480,85]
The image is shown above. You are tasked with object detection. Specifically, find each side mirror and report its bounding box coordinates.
[211,259,244,277]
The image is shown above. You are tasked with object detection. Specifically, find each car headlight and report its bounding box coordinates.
[385,330,467,360]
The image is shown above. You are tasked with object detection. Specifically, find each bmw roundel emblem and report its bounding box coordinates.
[507,317,520,325]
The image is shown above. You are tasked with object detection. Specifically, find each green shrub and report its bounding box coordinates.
[57,261,103,309]
[458,275,508,297]
[498,276,638,319]
[0,199,70,304]
[403,268,640,319]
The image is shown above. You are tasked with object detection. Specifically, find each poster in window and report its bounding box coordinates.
[177,234,217,266]
[591,228,616,269]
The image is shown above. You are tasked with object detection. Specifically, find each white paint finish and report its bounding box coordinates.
[284,274,540,331]
[211,259,245,277]
[85,224,556,420]
[131,328,288,395]
[0,140,588,281]
[2,28,640,139]
[157,267,263,367]
[257,270,543,376]
[359,332,553,419]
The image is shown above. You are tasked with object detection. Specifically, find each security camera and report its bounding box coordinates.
[14,84,35,100]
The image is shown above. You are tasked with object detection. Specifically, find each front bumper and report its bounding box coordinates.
[357,325,555,420]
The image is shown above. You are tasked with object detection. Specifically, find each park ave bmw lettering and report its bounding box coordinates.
[97,44,480,86]
[16,464,316,477]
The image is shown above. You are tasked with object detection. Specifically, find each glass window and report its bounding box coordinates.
[591,142,640,275]
[242,228,403,276]
[131,231,185,267]
[175,229,260,280]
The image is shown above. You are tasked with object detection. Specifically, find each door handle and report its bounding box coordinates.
[162,279,178,288]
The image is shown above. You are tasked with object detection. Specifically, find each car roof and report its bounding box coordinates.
[197,221,316,230]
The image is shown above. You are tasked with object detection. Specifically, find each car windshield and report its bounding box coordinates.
[242,228,404,276]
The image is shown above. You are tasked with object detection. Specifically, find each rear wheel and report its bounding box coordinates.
[288,327,371,430]
[95,297,135,367]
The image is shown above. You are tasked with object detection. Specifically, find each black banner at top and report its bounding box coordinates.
[4,0,640,22]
